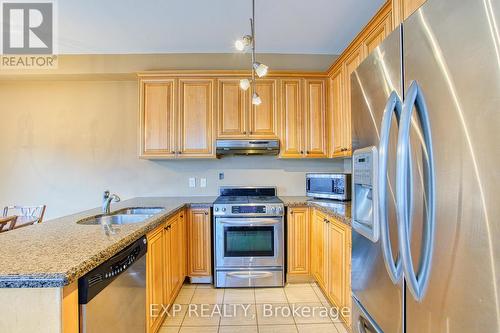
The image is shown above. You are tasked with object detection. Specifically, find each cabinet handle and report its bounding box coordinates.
[178,151,182,154]
[300,151,304,154]
[243,131,247,134]
[180,215,183,218]
[171,151,175,154]
[204,211,209,215]
[250,131,253,135]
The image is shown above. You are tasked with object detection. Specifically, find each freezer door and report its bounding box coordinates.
[403,0,500,331]
[351,26,404,333]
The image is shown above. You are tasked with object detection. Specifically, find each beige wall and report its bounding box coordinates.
[0,79,348,220]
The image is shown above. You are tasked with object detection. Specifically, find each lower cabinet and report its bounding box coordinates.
[187,207,212,280]
[287,207,310,279]
[146,210,187,333]
[294,207,352,328]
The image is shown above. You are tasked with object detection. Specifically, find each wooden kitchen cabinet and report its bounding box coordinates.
[329,67,345,158]
[178,79,215,158]
[393,0,427,26]
[362,11,392,57]
[217,78,248,138]
[308,208,352,328]
[139,77,215,159]
[304,79,328,158]
[287,207,310,278]
[249,79,279,138]
[140,79,177,158]
[187,207,212,281]
[146,225,166,333]
[217,78,279,139]
[327,217,351,325]
[311,209,329,290]
[280,79,304,158]
[146,211,187,333]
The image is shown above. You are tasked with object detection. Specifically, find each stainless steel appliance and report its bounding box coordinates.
[351,0,500,332]
[213,187,285,287]
[79,236,147,333]
[306,173,351,200]
[216,139,280,156]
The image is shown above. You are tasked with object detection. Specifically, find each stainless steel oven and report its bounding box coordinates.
[215,217,283,268]
[213,187,285,288]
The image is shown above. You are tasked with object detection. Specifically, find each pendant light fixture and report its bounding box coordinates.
[234,0,268,105]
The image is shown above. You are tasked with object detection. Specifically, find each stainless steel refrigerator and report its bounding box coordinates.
[350,0,500,332]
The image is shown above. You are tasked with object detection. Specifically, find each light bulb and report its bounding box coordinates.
[235,39,245,51]
[239,79,251,91]
[234,35,252,51]
[253,62,268,77]
[252,92,262,106]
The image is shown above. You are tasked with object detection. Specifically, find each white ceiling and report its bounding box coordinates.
[57,0,385,55]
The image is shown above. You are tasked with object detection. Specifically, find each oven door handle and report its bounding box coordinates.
[216,218,282,225]
[226,271,274,279]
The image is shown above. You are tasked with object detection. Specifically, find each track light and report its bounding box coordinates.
[253,62,268,77]
[239,79,251,91]
[235,35,252,51]
[252,92,262,106]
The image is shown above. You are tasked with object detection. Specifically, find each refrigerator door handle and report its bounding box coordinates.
[378,91,405,284]
[397,80,436,302]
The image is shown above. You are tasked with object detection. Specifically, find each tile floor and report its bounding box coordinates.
[159,283,349,333]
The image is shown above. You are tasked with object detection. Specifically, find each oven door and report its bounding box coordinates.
[215,217,283,268]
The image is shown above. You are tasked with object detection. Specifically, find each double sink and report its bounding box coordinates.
[77,207,165,225]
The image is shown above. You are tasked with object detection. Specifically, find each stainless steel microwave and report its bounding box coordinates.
[306,173,351,201]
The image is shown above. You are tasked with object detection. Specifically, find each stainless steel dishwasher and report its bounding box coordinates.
[79,236,147,333]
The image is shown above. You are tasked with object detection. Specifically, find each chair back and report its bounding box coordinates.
[3,205,46,227]
[0,216,18,233]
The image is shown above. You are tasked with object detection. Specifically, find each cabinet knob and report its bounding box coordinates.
[243,131,247,134]
[300,151,304,154]
[250,131,253,134]
[204,211,209,215]
[171,151,175,154]
[180,215,183,218]
[178,151,182,154]
[290,210,294,215]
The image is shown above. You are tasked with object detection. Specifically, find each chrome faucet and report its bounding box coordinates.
[102,190,121,214]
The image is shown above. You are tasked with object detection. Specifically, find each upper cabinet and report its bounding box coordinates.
[140,79,177,158]
[280,79,303,158]
[327,1,393,158]
[178,79,215,158]
[279,77,328,159]
[393,0,427,26]
[139,76,215,159]
[217,78,248,138]
[217,78,279,139]
[304,79,328,158]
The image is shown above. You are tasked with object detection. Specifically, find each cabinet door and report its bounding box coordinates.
[168,216,182,301]
[329,68,345,157]
[363,12,392,57]
[217,79,248,138]
[343,47,363,155]
[311,209,328,289]
[146,226,165,333]
[187,208,212,277]
[140,80,176,158]
[280,79,304,158]
[287,207,310,275]
[178,209,187,279]
[249,79,279,138]
[178,79,215,158]
[304,79,328,158]
[327,218,347,308]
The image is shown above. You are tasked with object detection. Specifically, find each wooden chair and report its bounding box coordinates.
[2,205,46,230]
[0,216,17,233]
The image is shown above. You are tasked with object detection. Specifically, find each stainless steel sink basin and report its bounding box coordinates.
[77,214,152,225]
[113,207,165,215]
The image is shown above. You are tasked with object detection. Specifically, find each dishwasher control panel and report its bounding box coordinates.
[78,236,147,304]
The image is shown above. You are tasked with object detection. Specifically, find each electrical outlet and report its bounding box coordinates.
[219,172,224,180]
[200,178,207,188]
[189,177,196,188]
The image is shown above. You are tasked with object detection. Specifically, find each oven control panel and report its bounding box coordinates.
[214,204,284,217]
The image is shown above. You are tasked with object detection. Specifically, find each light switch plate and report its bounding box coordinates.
[189,177,196,188]
[200,178,207,188]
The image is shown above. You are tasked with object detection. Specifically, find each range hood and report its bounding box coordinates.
[216,139,280,156]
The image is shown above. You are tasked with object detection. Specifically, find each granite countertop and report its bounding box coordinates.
[0,197,216,288]
[0,195,351,289]
[280,196,351,225]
